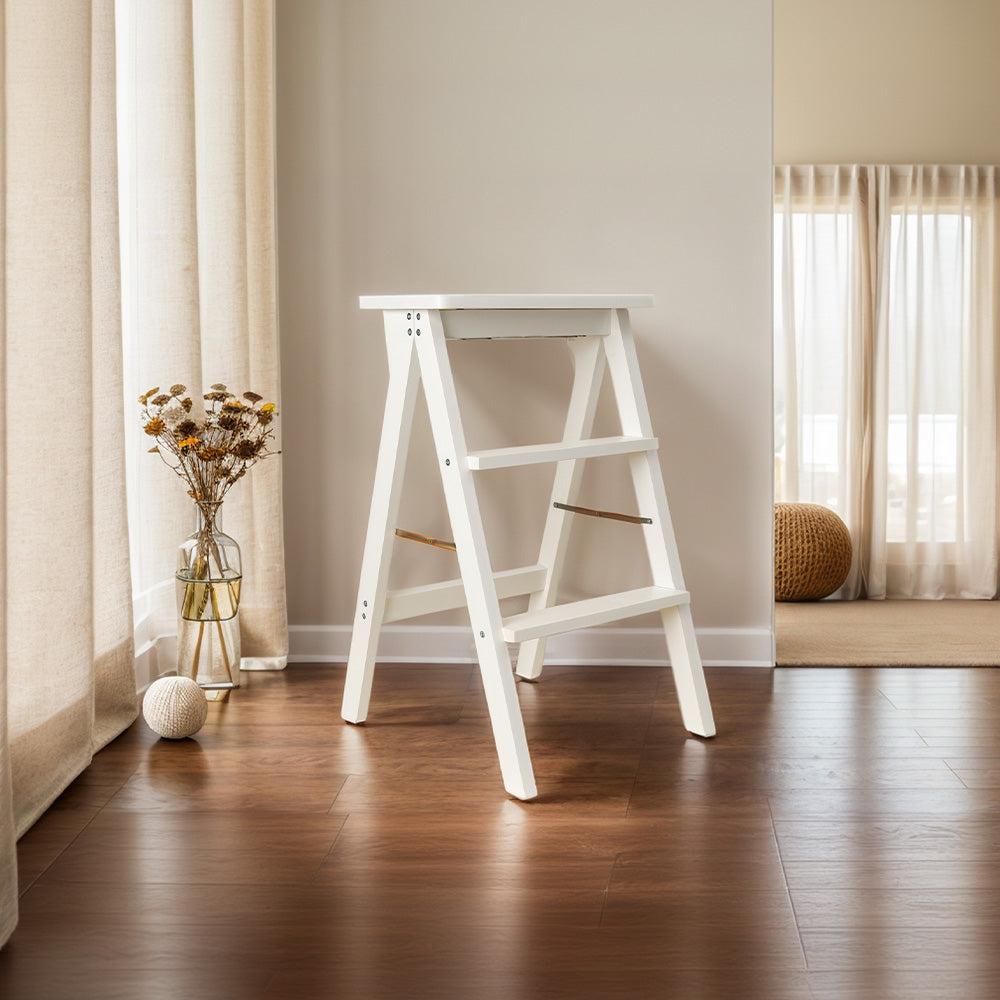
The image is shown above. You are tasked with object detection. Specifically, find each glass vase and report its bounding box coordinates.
[176,500,242,700]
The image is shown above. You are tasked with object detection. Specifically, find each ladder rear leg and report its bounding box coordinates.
[517,336,605,680]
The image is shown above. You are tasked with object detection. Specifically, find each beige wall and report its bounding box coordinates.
[775,0,1000,164]
[276,0,773,658]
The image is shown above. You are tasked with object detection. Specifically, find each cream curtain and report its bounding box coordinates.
[2,0,137,948]
[120,0,287,668]
[776,164,1000,599]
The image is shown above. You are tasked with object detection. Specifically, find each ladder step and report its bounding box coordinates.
[467,435,657,471]
[384,564,547,624]
[501,586,689,643]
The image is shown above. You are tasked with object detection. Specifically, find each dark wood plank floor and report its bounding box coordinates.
[3,663,1000,999]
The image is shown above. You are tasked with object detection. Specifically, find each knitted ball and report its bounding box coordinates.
[142,676,208,739]
[774,502,853,601]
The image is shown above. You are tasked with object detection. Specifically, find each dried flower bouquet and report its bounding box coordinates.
[140,382,278,503]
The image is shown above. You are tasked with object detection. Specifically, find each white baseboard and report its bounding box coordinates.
[132,622,772,698]
[133,634,288,696]
[288,624,774,668]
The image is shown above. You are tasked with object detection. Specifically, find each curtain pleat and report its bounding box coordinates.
[776,164,1000,600]
[1,0,136,949]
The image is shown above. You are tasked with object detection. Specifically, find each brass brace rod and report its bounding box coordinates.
[553,501,652,525]
[395,528,457,552]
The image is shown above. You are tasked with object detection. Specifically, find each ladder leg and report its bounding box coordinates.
[604,309,716,737]
[415,312,537,800]
[342,314,421,724]
[662,605,715,737]
[516,336,605,680]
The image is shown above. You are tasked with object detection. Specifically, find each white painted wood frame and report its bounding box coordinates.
[342,295,716,800]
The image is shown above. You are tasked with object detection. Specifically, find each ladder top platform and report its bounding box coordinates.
[359,293,655,311]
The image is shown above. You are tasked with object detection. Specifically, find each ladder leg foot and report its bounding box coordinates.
[514,637,546,681]
[504,775,538,801]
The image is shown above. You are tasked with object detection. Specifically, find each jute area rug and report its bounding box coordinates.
[775,599,1000,666]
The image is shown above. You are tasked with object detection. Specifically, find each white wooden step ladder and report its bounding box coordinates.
[341,294,715,800]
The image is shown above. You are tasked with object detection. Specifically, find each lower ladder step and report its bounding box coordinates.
[501,586,689,643]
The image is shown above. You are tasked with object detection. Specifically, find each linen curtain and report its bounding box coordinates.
[119,0,287,669]
[1,0,138,948]
[775,164,1000,599]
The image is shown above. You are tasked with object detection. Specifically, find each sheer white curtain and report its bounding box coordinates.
[2,0,137,948]
[119,0,287,671]
[871,165,998,598]
[775,165,876,598]
[776,164,1000,599]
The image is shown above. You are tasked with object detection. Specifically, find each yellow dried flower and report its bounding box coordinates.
[260,403,276,413]
[178,436,201,449]
[144,418,165,436]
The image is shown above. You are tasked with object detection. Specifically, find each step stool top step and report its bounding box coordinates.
[359,294,655,311]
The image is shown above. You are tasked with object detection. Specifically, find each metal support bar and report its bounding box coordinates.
[394,528,458,552]
[552,501,652,525]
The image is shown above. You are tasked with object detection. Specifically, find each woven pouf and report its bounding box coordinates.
[142,676,208,739]
[774,502,852,601]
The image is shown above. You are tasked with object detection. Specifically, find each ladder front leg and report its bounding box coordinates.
[605,310,715,737]
[342,318,421,724]
[416,313,537,800]
[662,604,715,737]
